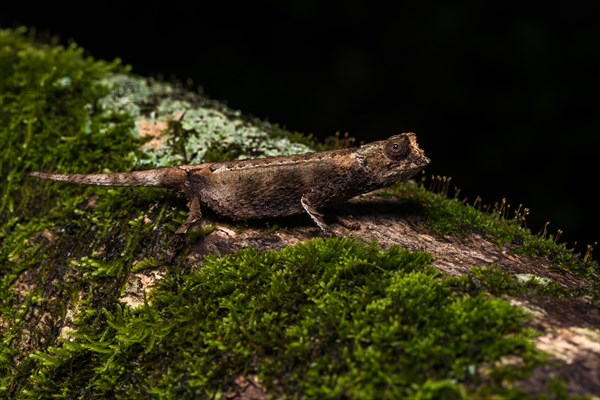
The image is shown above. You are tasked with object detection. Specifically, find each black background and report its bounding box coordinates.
[2,1,598,255]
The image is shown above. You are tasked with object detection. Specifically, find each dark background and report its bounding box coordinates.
[2,2,598,255]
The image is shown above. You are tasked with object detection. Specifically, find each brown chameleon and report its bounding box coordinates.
[29,133,430,234]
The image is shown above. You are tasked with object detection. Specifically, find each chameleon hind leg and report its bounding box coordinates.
[301,194,331,236]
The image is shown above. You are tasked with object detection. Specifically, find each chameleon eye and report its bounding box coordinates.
[384,137,410,161]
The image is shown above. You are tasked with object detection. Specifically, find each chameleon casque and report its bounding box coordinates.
[30,133,430,234]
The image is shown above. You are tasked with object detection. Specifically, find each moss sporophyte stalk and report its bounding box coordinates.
[1,28,597,399]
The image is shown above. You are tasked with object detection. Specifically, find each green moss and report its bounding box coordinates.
[12,238,546,399]
[455,265,567,298]
[0,29,172,395]
[392,182,598,294]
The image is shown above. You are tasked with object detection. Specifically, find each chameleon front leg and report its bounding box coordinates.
[300,194,331,235]
[175,195,202,234]
[167,195,202,262]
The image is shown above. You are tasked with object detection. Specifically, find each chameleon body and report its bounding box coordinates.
[29,133,430,233]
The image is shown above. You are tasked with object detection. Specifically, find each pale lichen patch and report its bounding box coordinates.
[120,269,165,309]
[516,273,553,286]
[138,119,169,151]
[97,74,313,169]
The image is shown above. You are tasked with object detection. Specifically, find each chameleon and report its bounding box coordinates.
[29,132,430,234]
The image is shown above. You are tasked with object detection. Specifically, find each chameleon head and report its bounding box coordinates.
[358,132,431,186]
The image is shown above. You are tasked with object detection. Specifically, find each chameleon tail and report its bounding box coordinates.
[28,168,188,190]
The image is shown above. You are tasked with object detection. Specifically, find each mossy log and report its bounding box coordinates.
[1,28,598,399]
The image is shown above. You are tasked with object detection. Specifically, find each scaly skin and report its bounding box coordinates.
[29,133,430,233]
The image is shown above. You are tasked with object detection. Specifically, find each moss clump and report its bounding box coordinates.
[456,265,567,298]
[17,238,543,399]
[0,28,138,218]
[0,28,172,395]
[393,182,599,294]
